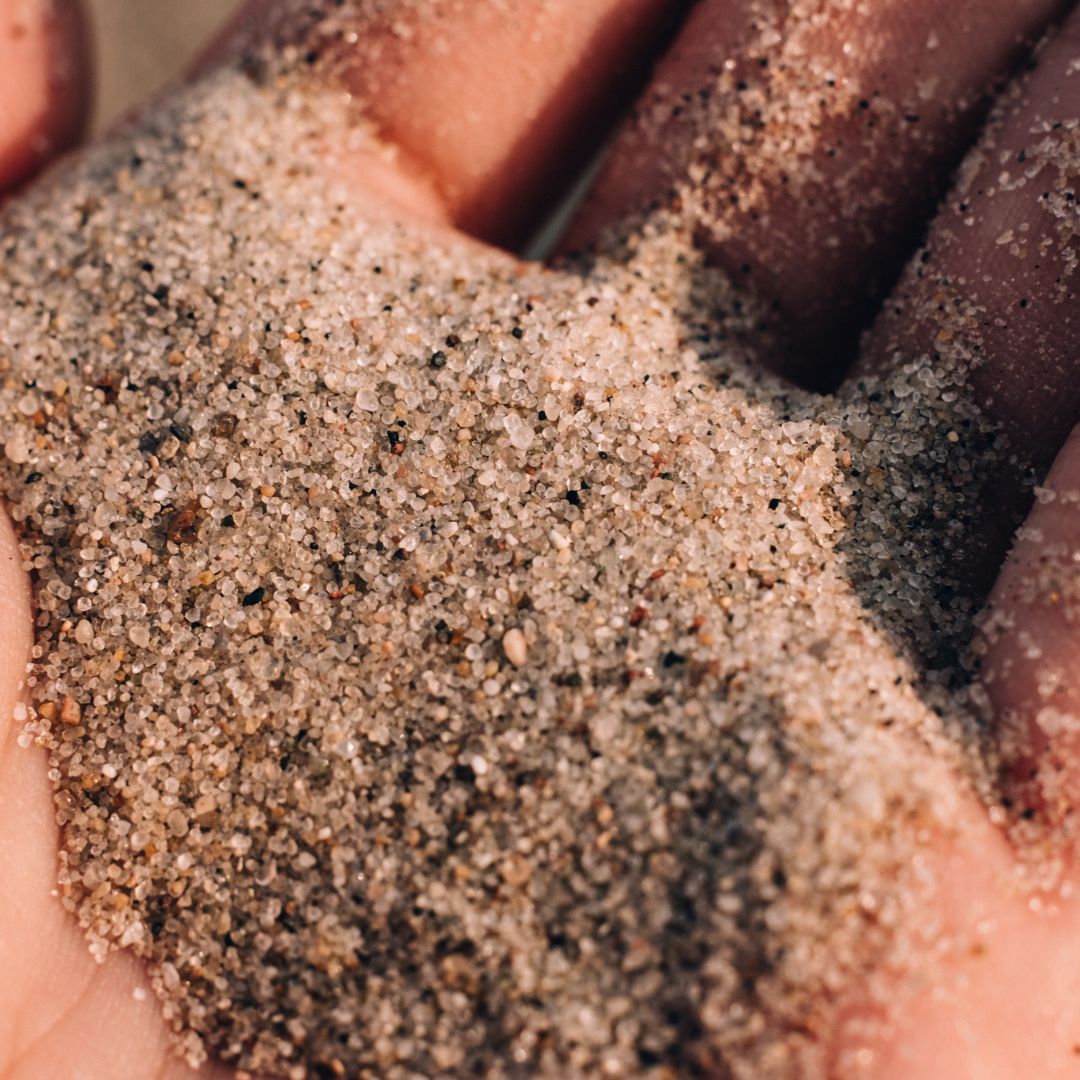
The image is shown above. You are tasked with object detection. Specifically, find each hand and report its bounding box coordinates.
[1,2,1079,1077]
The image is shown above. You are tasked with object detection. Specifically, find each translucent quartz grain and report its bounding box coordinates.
[0,7,1025,1080]
[501,628,528,667]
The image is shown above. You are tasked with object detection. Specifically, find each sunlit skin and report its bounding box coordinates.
[1,1,1080,1076]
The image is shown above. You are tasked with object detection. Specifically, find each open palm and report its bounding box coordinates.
[2,1,1080,1077]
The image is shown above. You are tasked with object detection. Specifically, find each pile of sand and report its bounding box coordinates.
[0,5,1033,1077]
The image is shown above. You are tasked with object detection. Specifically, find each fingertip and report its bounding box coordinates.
[0,0,91,193]
[982,423,1080,823]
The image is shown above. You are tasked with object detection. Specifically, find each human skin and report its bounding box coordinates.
[1,1,1080,1076]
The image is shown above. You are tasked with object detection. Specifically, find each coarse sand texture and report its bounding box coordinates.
[0,3,1054,1078]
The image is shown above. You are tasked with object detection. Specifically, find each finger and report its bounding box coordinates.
[561,0,1070,387]
[857,13,1080,575]
[0,0,88,192]
[978,426,1080,831]
[209,0,688,248]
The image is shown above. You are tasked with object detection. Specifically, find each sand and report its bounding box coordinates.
[0,4,1045,1078]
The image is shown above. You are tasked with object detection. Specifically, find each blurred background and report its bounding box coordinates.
[86,0,244,132]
